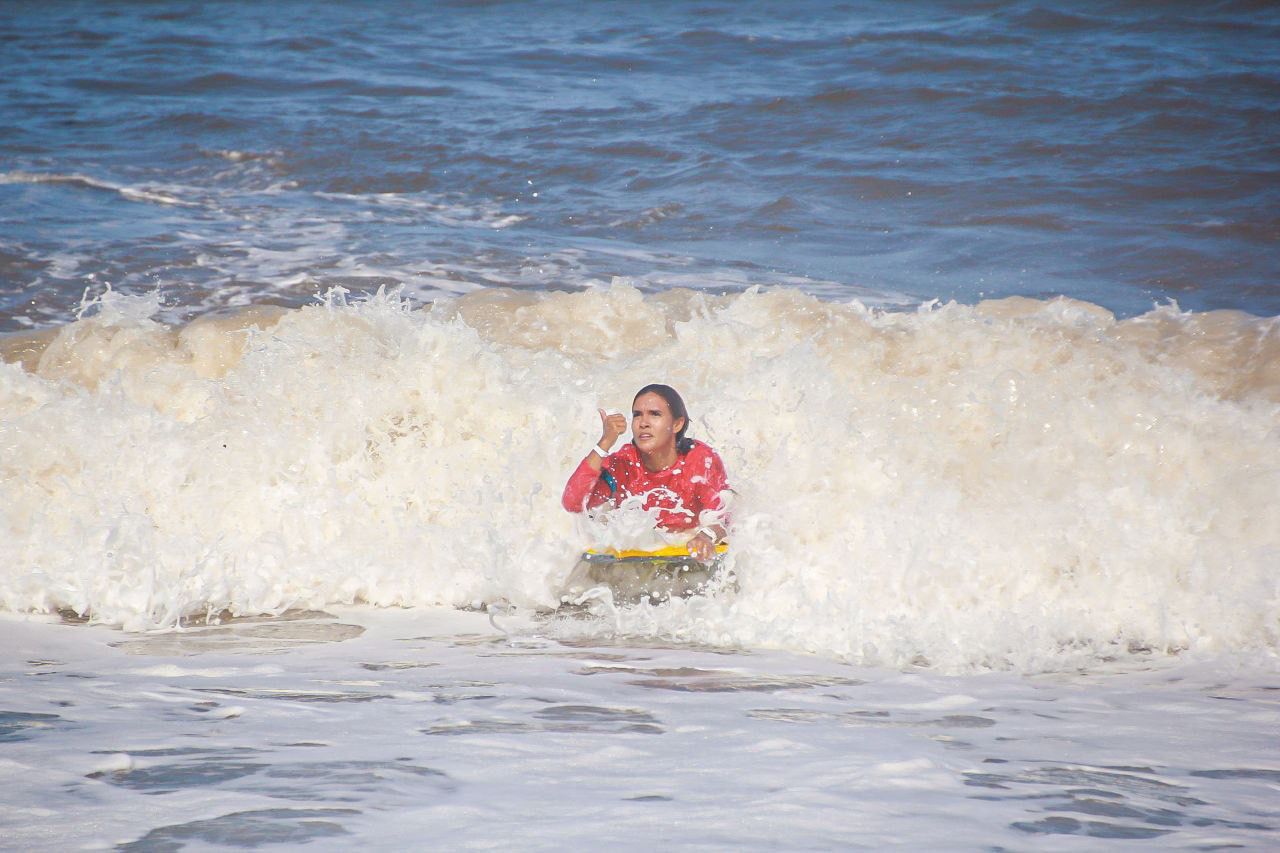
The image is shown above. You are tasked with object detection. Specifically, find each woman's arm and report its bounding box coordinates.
[562,457,614,512]
[561,408,627,513]
[687,443,731,561]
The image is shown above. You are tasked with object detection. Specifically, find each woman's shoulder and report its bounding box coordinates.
[686,440,722,462]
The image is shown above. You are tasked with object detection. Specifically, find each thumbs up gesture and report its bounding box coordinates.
[598,408,627,450]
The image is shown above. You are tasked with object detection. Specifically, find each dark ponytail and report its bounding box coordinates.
[634,383,695,455]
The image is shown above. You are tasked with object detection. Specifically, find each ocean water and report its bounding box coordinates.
[4,609,1279,850]
[2,1,1278,848]
[2,0,1279,326]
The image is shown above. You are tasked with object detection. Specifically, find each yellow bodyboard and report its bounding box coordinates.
[584,543,729,559]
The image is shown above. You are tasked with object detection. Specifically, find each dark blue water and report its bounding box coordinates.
[2,0,1278,330]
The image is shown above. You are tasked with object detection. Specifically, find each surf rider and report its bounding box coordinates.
[562,384,729,562]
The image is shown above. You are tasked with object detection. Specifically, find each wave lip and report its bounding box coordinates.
[0,170,198,207]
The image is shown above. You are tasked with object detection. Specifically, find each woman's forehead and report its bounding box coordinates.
[632,391,670,412]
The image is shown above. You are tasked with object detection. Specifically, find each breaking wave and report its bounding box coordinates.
[1,285,1276,671]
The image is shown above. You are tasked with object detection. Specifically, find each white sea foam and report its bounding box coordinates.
[3,608,1276,850]
[0,170,198,207]
[315,191,528,229]
[206,148,282,165]
[0,285,1276,670]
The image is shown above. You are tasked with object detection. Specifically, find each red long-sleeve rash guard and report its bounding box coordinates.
[561,441,730,533]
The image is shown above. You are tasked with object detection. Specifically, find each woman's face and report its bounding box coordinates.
[632,391,684,456]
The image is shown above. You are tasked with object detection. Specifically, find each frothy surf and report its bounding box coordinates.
[1,285,1276,671]
[0,170,198,207]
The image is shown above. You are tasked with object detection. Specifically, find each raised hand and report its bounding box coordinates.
[598,408,627,449]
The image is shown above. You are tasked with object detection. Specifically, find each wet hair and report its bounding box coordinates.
[633,383,695,454]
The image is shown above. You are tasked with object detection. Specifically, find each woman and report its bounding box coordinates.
[562,384,729,562]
